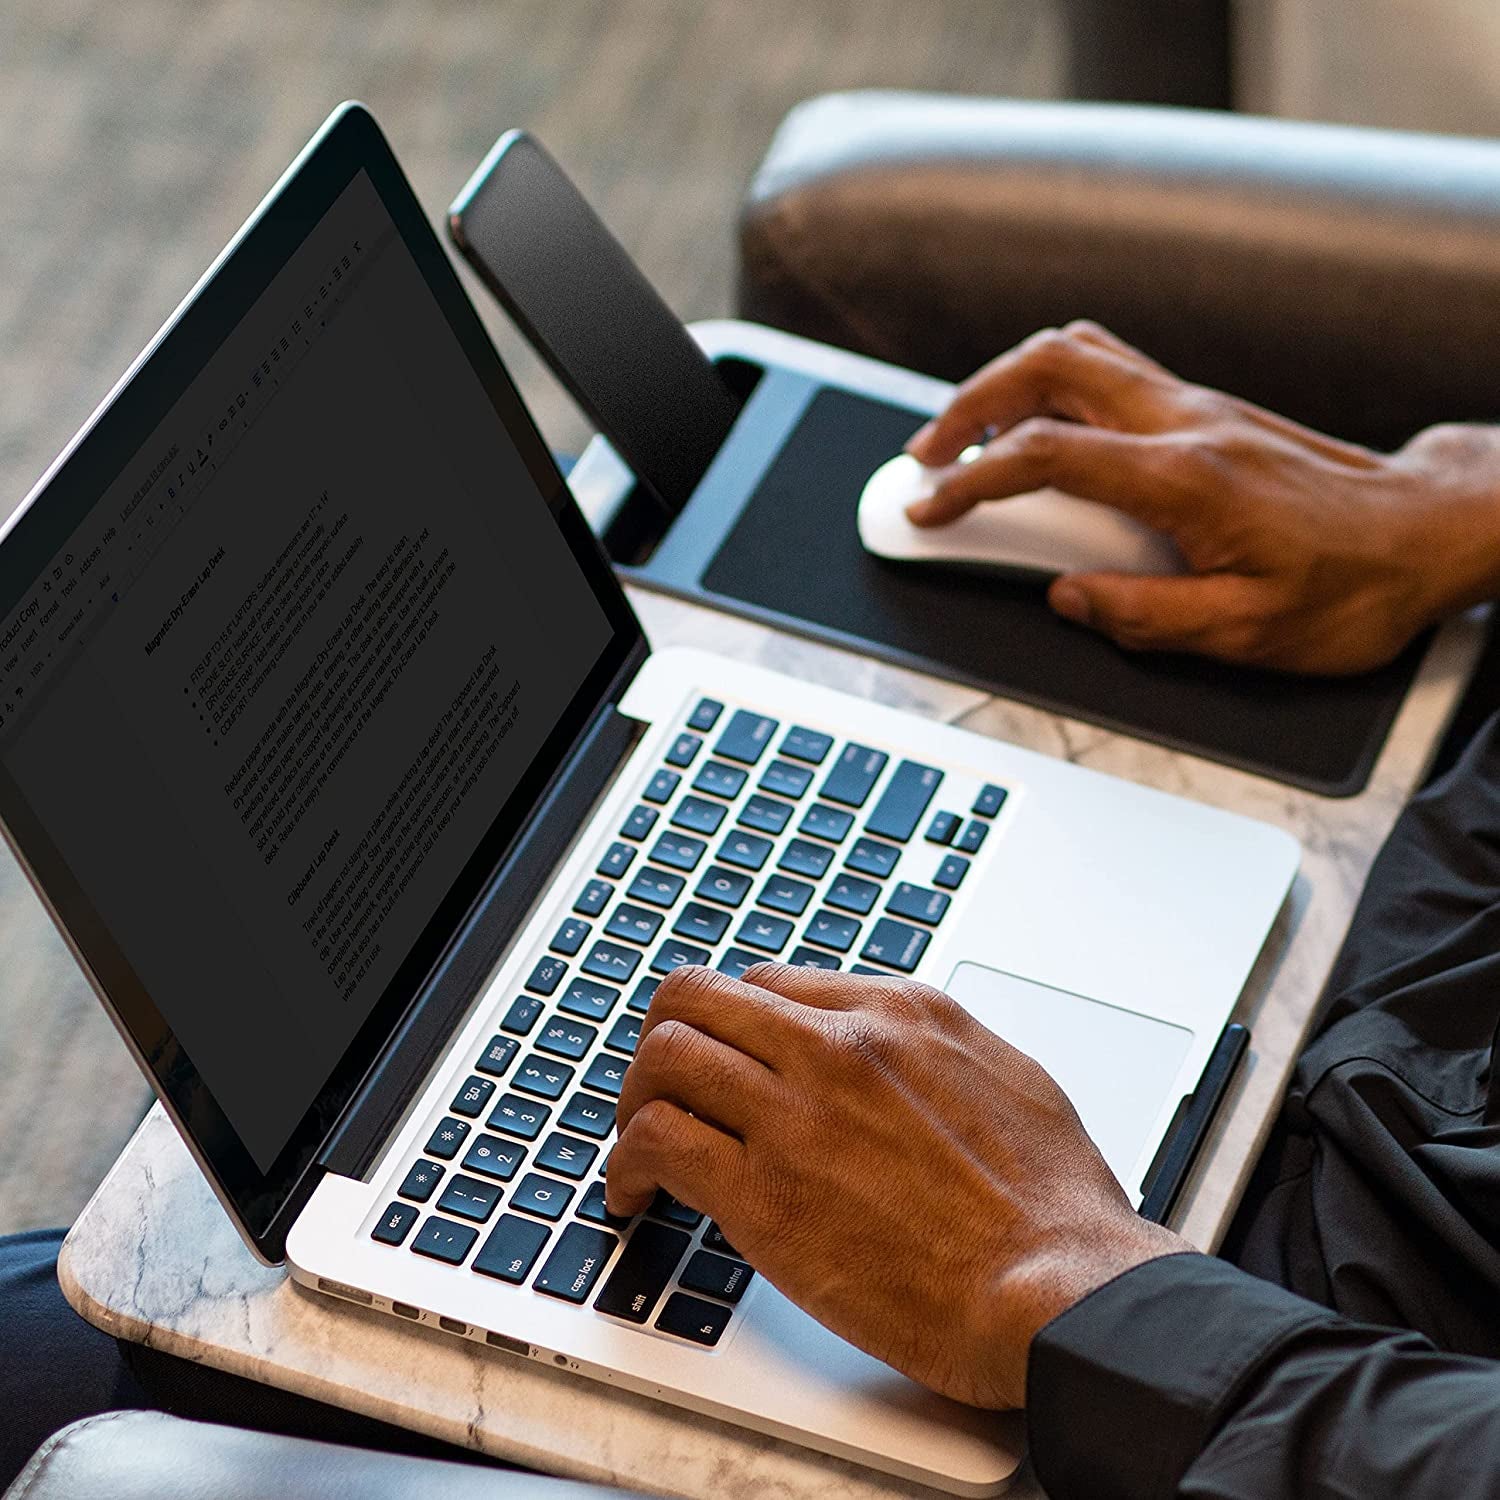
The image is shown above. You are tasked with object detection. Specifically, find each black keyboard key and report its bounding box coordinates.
[737,911,794,954]
[780,725,833,764]
[619,804,659,841]
[650,831,707,872]
[437,1173,502,1224]
[559,977,622,1023]
[604,1013,642,1056]
[514,1056,574,1101]
[580,941,641,985]
[425,1117,471,1160]
[973,782,1008,818]
[628,866,685,909]
[487,1093,550,1140]
[536,1017,598,1061]
[511,1173,575,1221]
[372,1202,418,1246]
[560,1091,617,1138]
[524,955,567,996]
[573,878,614,917]
[501,994,545,1036]
[476,1036,519,1078]
[671,795,726,836]
[759,874,814,917]
[411,1216,479,1265]
[821,743,889,808]
[550,917,591,956]
[693,760,747,799]
[656,1291,732,1346]
[719,830,774,870]
[887,882,951,926]
[462,1134,526,1182]
[665,731,703,768]
[647,1190,703,1229]
[643,768,680,805]
[845,837,900,879]
[738,794,793,835]
[779,838,834,879]
[399,1160,445,1203]
[926,811,960,845]
[860,918,931,973]
[704,1222,740,1255]
[576,1181,633,1229]
[852,963,891,975]
[673,901,732,945]
[651,938,711,975]
[864,759,942,843]
[679,1249,754,1303]
[605,903,664,946]
[534,1222,618,1303]
[687,697,724,732]
[760,759,814,799]
[934,853,970,890]
[717,947,762,979]
[594,1219,691,1323]
[696,864,753,907]
[450,1074,496,1118]
[799,803,853,844]
[804,910,861,953]
[715,709,779,765]
[583,1054,629,1098]
[536,1131,598,1180]
[825,873,880,915]
[597,841,636,880]
[472,1213,550,1283]
[956,819,989,855]
[788,945,840,970]
[627,977,659,1014]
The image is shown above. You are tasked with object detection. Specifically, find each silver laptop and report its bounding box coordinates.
[0,105,1298,1495]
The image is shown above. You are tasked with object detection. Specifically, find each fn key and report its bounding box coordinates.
[656,1291,732,1347]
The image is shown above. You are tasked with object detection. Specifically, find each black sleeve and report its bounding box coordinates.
[1026,1252,1500,1499]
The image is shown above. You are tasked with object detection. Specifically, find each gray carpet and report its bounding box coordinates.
[0,0,1066,1234]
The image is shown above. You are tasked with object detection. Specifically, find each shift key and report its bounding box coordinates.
[594,1219,691,1324]
[864,760,942,843]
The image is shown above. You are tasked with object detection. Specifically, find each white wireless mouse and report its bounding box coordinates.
[857,452,1184,581]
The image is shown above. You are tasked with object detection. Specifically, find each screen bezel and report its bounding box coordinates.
[0,103,644,1260]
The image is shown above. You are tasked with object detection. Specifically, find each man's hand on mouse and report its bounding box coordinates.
[604,961,1185,1411]
[904,320,1500,674]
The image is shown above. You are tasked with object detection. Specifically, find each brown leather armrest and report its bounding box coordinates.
[5,1412,654,1500]
[738,92,1500,449]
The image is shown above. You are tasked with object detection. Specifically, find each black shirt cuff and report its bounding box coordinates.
[1025,1252,1341,1500]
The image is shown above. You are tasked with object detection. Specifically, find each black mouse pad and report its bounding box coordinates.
[700,386,1425,796]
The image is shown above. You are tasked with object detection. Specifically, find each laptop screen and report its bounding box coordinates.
[0,107,640,1250]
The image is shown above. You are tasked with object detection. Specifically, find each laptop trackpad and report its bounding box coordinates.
[946,963,1193,1188]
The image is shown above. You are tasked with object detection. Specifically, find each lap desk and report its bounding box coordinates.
[62,322,1489,1500]
[585,324,1425,800]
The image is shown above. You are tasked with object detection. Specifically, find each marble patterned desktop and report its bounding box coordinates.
[58,327,1491,1497]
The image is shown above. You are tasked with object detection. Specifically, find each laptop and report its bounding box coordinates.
[0,104,1299,1494]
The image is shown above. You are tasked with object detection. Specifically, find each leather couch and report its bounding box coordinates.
[16,94,1500,1500]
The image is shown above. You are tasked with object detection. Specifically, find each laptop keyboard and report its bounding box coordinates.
[367,695,1007,1349]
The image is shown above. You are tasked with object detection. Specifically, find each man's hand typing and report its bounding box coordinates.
[605,961,1184,1410]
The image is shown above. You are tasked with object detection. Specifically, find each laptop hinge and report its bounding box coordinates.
[315,641,648,1180]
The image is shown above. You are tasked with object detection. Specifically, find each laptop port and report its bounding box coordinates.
[317,1278,372,1306]
[391,1301,421,1320]
[438,1316,467,1335]
[485,1330,530,1357]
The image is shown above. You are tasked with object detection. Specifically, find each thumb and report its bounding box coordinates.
[1049,571,1252,655]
